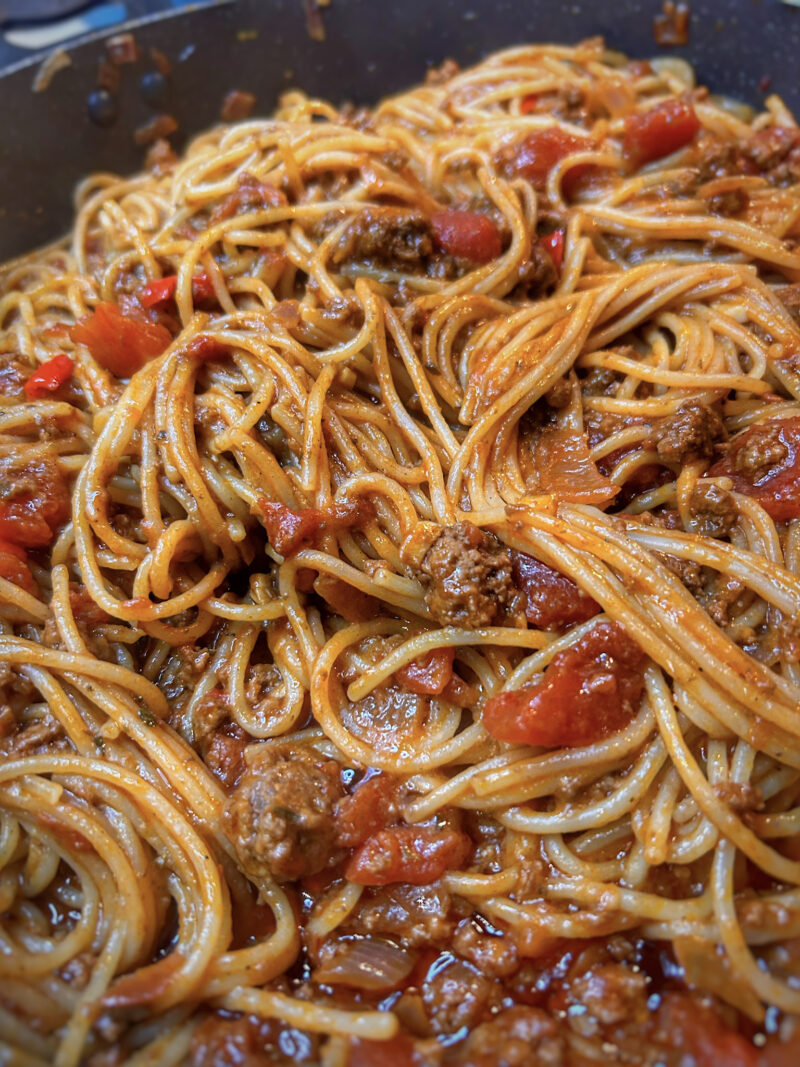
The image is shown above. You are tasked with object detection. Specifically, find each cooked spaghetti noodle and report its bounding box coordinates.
[2,37,800,1065]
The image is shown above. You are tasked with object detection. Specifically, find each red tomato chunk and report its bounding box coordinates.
[0,452,71,547]
[70,302,171,377]
[540,229,565,272]
[23,354,74,400]
[708,417,800,521]
[335,773,398,848]
[139,275,178,307]
[622,99,701,168]
[139,271,218,308]
[483,621,647,747]
[0,538,35,593]
[512,127,595,195]
[259,498,371,556]
[345,825,471,886]
[395,647,455,695]
[431,210,502,263]
[510,551,600,630]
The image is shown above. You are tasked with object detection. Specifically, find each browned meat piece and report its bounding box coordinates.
[704,573,747,627]
[742,126,800,171]
[544,376,572,409]
[652,401,724,464]
[690,482,737,538]
[567,963,649,1031]
[223,745,344,882]
[0,715,65,758]
[421,956,499,1034]
[201,720,248,792]
[0,353,28,397]
[581,366,619,398]
[550,82,589,124]
[460,1006,565,1067]
[331,207,433,267]
[209,172,287,225]
[741,126,800,186]
[776,283,800,322]
[189,1012,319,1066]
[707,187,749,216]
[657,552,705,594]
[509,239,558,299]
[417,522,525,629]
[349,882,454,946]
[452,916,520,979]
[695,138,738,182]
[733,421,789,481]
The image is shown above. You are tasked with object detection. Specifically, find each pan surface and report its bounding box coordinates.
[1,0,798,260]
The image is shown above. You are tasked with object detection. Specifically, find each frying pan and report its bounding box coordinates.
[1,0,799,262]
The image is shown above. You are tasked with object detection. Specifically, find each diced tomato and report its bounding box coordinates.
[349,1035,418,1067]
[395,647,455,695]
[258,497,372,556]
[707,417,800,522]
[345,826,471,886]
[0,452,71,547]
[259,500,325,556]
[335,773,398,848]
[511,127,594,196]
[510,551,600,630]
[431,209,502,263]
[139,275,177,308]
[70,302,171,377]
[140,271,218,309]
[520,93,539,114]
[622,99,701,168]
[540,229,565,273]
[530,426,619,506]
[0,538,35,593]
[654,993,758,1067]
[23,354,74,400]
[483,620,647,748]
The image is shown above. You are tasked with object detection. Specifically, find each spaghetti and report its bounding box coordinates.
[2,37,800,1065]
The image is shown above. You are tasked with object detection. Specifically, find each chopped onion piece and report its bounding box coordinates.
[650,56,696,89]
[313,936,415,991]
